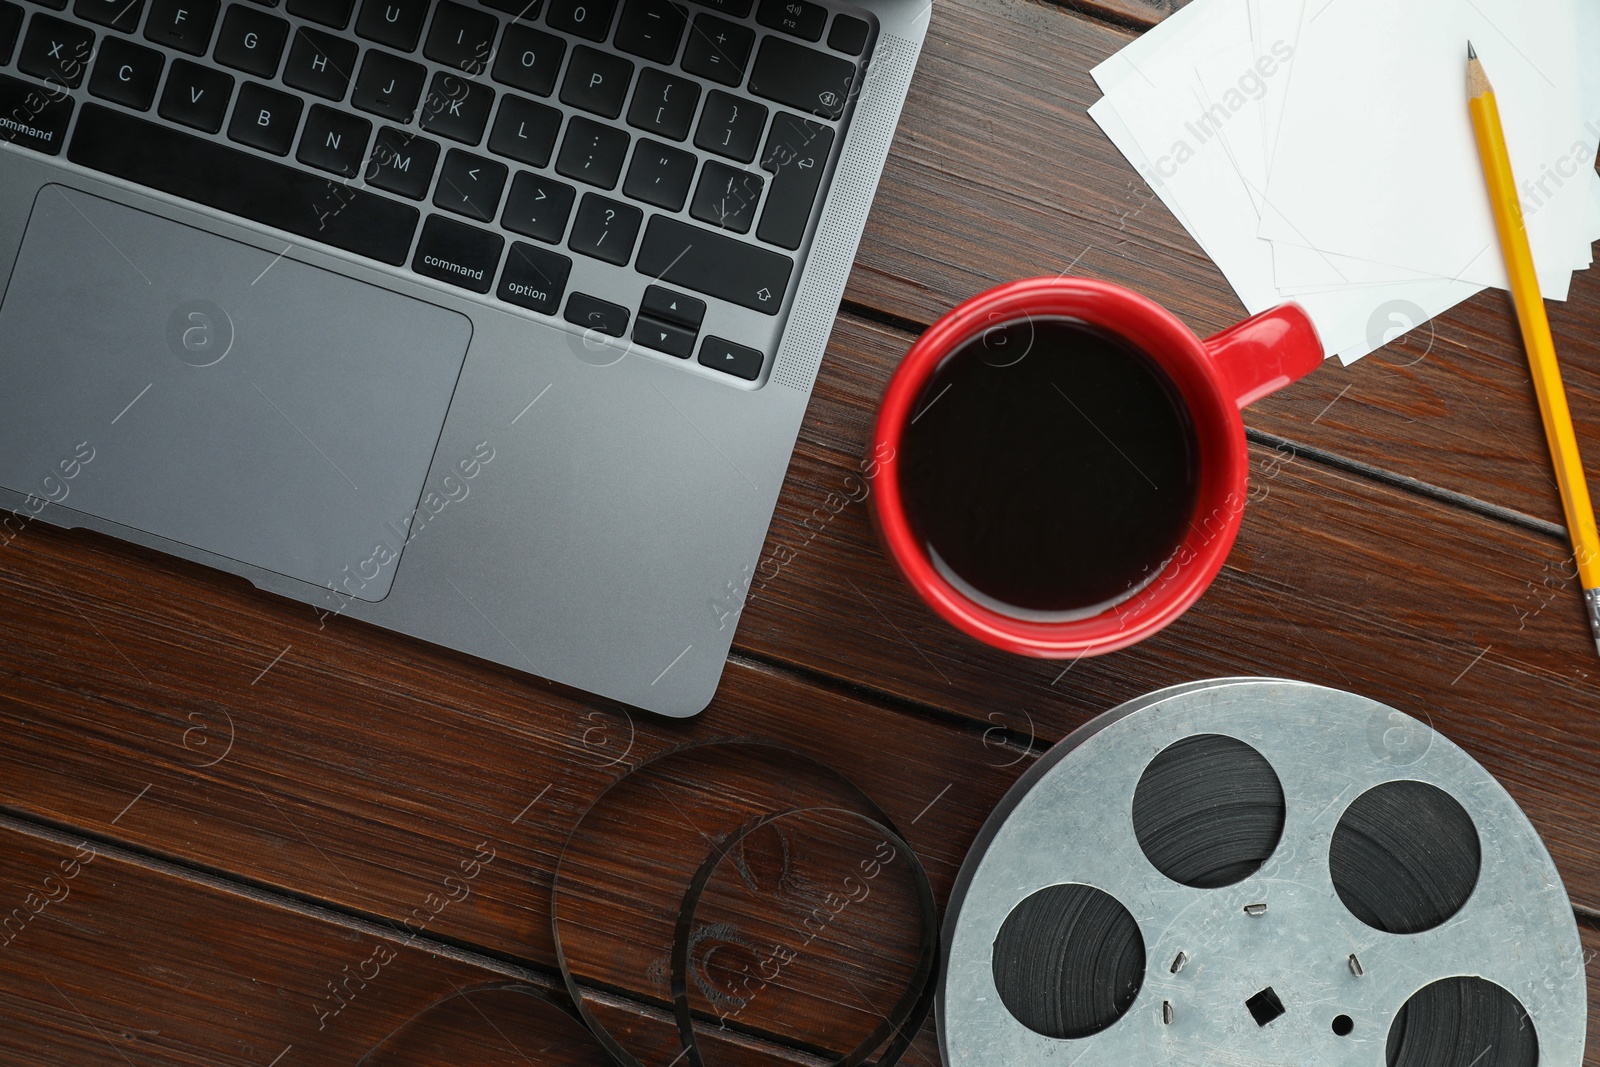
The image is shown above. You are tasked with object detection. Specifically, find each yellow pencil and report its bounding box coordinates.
[1468,43,1600,657]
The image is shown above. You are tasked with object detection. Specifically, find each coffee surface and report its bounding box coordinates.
[898,317,1199,616]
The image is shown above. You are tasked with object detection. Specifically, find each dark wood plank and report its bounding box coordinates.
[0,807,1592,1066]
[1,314,1593,943]
[1043,0,1184,28]
[0,818,506,1065]
[0,815,868,1066]
[734,312,1600,908]
[851,0,1600,524]
[0,510,1017,992]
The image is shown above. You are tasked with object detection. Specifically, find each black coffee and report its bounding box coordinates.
[898,317,1199,617]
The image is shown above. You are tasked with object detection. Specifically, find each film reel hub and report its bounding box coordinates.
[939,679,1586,1066]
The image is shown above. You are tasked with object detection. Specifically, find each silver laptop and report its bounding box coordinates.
[0,0,926,715]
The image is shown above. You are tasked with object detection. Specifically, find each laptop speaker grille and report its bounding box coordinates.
[771,32,922,392]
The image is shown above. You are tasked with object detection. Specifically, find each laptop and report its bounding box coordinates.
[0,0,927,715]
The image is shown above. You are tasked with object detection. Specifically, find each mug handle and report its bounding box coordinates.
[1202,303,1324,409]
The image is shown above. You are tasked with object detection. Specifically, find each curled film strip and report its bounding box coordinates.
[939,678,1585,1066]
[552,738,938,1067]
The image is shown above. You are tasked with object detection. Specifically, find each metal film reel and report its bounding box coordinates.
[939,678,1586,1065]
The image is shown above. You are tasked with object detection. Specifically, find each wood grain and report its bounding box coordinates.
[0,816,859,1066]
[0,506,1017,985]
[0,314,1593,936]
[0,818,505,1065]
[852,0,1600,525]
[0,816,1592,1065]
[737,313,1600,909]
[2,0,1597,1055]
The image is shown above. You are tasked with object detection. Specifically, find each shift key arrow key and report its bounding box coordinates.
[635,215,792,314]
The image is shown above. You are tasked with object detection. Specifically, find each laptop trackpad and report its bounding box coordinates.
[0,185,471,601]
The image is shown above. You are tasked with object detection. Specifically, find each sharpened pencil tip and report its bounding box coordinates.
[1467,41,1477,59]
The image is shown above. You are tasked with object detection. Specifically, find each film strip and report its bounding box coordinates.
[550,739,938,1067]
[939,678,1587,1065]
[358,739,938,1066]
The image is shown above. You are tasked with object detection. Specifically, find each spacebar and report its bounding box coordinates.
[635,216,793,315]
[67,104,419,266]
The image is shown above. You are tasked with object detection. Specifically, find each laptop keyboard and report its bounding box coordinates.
[0,0,873,383]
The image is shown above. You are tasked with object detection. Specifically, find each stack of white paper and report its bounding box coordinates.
[1088,0,1600,363]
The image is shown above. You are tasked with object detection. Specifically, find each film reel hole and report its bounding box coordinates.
[1245,987,1286,1026]
[1132,733,1287,888]
[991,883,1144,1039]
[1329,780,1481,934]
[1386,976,1537,1067]
[1332,1014,1355,1036]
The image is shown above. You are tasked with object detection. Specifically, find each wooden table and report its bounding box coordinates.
[2,0,1598,1061]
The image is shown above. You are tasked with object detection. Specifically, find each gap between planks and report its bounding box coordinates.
[0,806,851,1067]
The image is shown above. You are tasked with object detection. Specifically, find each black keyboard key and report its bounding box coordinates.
[423,0,496,72]
[491,22,562,95]
[354,0,426,49]
[756,0,821,40]
[478,0,537,18]
[613,0,683,63]
[0,3,20,63]
[144,0,217,53]
[679,13,749,86]
[632,315,694,356]
[18,14,94,86]
[636,215,790,313]
[434,147,506,220]
[501,171,573,241]
[158,58,233,131]
[75,0,143,32]
[0,70,72,153]
[282,26,356,98]
[688,0,746,16]
[413,212,502,291]
[487,94,560,165]
[748,35,853,119]
[567,192,640,264]
[559,45,632,119]
[564,291,627,335]
[690,159,761,233]
[352,48,423,120]
[756,110,829,249]
[622,138,693,210]
[641,284,702,328]
[69,104,419,262]
[227,80,301,153]
[88,36,163,109]
[626,66,697,140]
[827,12,866,55]
[23,0,66,9]
[297,102,369,175]
[287,0,351,26]
[498,240,569,313]
[698,335,762,379]
[554,115,628,188]
[693,89,763,162]
[214,5,288,76]
[544,0,613,40]
[366,125,439,197]
[419,70,494,142]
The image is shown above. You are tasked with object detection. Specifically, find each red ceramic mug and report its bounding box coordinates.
[870,277,1323,658]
